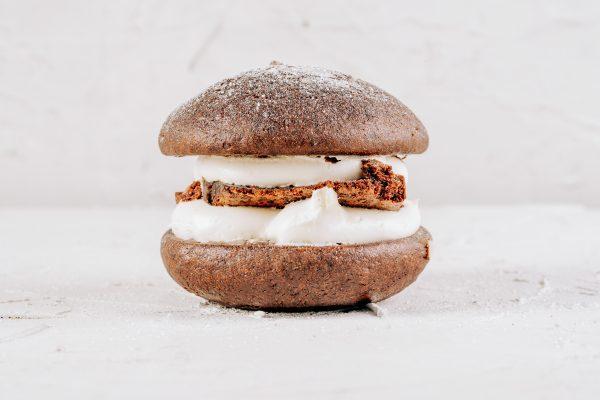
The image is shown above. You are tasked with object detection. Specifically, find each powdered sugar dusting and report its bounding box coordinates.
[208,63,391,103]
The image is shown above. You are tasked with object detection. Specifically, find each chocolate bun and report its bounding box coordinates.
[161,227,431,310]
[159,63,428,156]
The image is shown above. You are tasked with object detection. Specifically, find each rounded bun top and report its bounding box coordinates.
[159,63,428,156]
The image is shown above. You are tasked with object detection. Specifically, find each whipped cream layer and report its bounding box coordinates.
[171,187,420,245]
[194,155,407,187]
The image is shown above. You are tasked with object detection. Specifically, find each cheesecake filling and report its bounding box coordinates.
[171,155,420,245]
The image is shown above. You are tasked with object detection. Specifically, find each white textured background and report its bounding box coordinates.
[2,3,600,399]
[1,0,599,207]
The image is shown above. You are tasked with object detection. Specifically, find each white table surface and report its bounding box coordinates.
[1,206,599,399]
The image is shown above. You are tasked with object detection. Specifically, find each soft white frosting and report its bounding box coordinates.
[170,200,275,244]
[171,187,420,245]
[194,155,407,187]
[264,188,420,245]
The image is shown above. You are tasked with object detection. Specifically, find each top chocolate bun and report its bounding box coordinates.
[159,63,428,156]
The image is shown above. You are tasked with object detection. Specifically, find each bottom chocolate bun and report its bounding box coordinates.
[161,227,431,310]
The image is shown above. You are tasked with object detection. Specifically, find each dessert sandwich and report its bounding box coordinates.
[159,63,431,309]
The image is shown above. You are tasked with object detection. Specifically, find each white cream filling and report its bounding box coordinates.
[194,155,408,187]
[171,187,421,245]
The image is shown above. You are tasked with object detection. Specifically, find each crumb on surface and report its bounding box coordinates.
[366,303,386,317]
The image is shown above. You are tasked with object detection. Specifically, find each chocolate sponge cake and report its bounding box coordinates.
[159,63,427,156]
[161,228,431,310]
[159,63,431,310]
